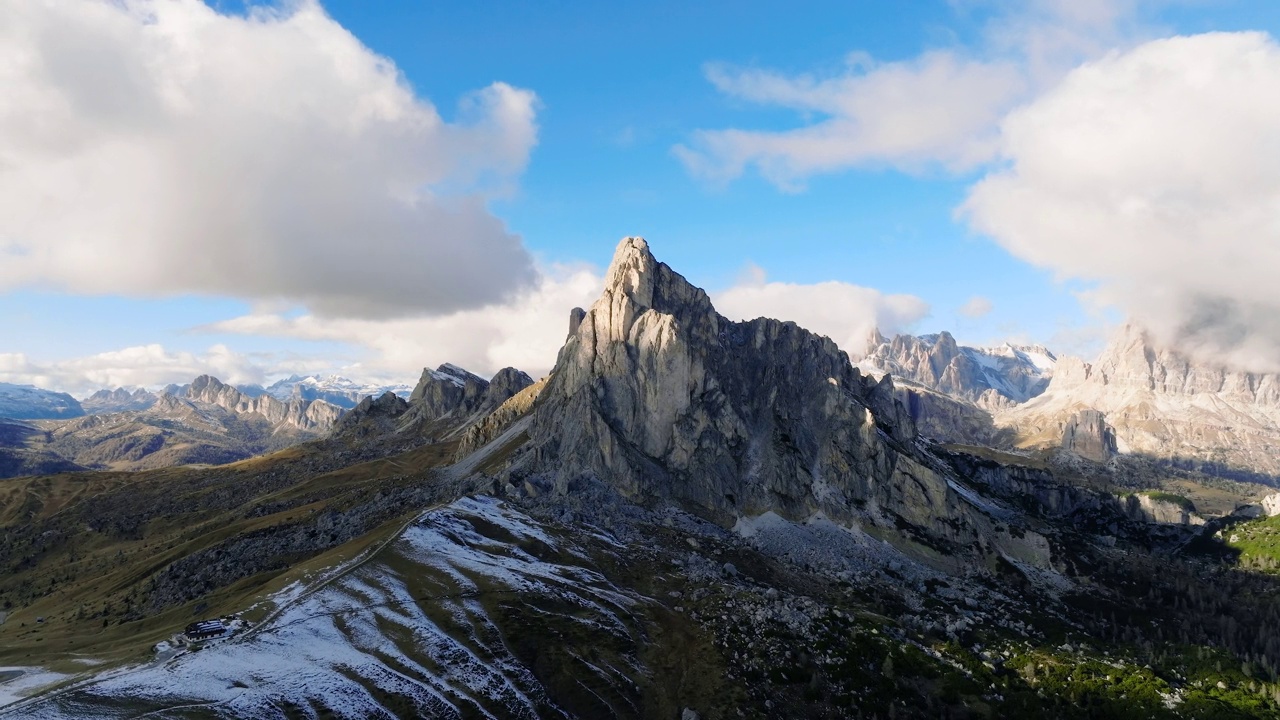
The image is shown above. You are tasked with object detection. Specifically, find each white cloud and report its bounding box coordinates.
[958,295,994,318]
[0,344,304,397]
[963,32,1280,373]
[675,0,1145,186]
[0,0,539,318]
[206,264,605,382]
[202,258,928,385]
[711,265,930,354]
[675,53,1024,186]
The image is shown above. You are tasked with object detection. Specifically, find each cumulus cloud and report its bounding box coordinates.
[675,0,1144,186]
[958,295,994,318]
[206,264,605,382]
[0,344,311,397]
[202,258,928,385]
[0,0,539,318]
[711,265,930,354]
[963,32,1280,372]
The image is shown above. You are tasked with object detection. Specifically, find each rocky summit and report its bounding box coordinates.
[5,241,1280,718]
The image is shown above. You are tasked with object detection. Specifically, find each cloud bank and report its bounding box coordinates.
[711,266,930,354]
[964,32,1280,372]
[0,0,539,318]
[0,344,308,397]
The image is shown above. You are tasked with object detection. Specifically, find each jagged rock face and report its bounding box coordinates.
[456,377,547,460]
[407,364,491,421]
[1060,409,1117,463]
[859,331,1055,404]
[483,368,535,413]
[82,388,158,414]
[522,238,987,538]
[1123,494,1204,527]
[405,364,534,426]
[1091,324,1280,402]
[186,375,340,433]
[893,386,1002,446]
[1000,324,1280,479]
[331,391,412,439]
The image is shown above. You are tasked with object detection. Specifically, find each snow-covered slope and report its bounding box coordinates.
[265,375,413,410]
[9,497,646,718]
[0,384,84,420]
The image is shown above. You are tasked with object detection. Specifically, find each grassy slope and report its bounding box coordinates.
[0,437,460,671]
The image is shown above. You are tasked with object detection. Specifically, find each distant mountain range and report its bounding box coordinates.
[12,374,413,418]
[263,374,413,409]
[857,330,1056,406]
[0,384,84,420]
[0,367,523,479]
[856,323,1280,486]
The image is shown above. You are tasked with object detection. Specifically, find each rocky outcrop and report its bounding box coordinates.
[331,391,411,439]
[858,331,1055,404]
[455,377,547,460]
[483,368,536,414]
[476,237,1051,568]
[1262,493,1280,517]
[1123,493,1204,526]
[1060,409,1117,463]
[894,385,1002,446]
[402,364,534,428]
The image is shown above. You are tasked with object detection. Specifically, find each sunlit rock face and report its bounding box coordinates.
[1000,324,1280,479]
[508,237,1049,569]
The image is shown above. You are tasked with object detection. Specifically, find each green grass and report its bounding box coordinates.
[1141,491,1197,512]
[1225,515,1280,573]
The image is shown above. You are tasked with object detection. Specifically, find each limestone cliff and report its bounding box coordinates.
[187,375,342,433]
[999,324,1280,479]
[478,238,1051,567]
[1060,409,1117,463]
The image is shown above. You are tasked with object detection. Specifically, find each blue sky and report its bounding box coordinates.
[2,0,1279,393]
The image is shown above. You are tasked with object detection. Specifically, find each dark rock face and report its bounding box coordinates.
[517,238,1008,546]
[408,364,490,421]
[405,364,534,426]
[331,391,411,438]
[1060,409,1117,463]
[483,368,535,414]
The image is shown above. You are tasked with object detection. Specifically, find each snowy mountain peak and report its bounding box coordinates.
[858,330,1055,404]
[264,374,413,410]
[0,382,85,420]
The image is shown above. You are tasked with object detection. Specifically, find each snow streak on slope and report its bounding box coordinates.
[11,497,646,719]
